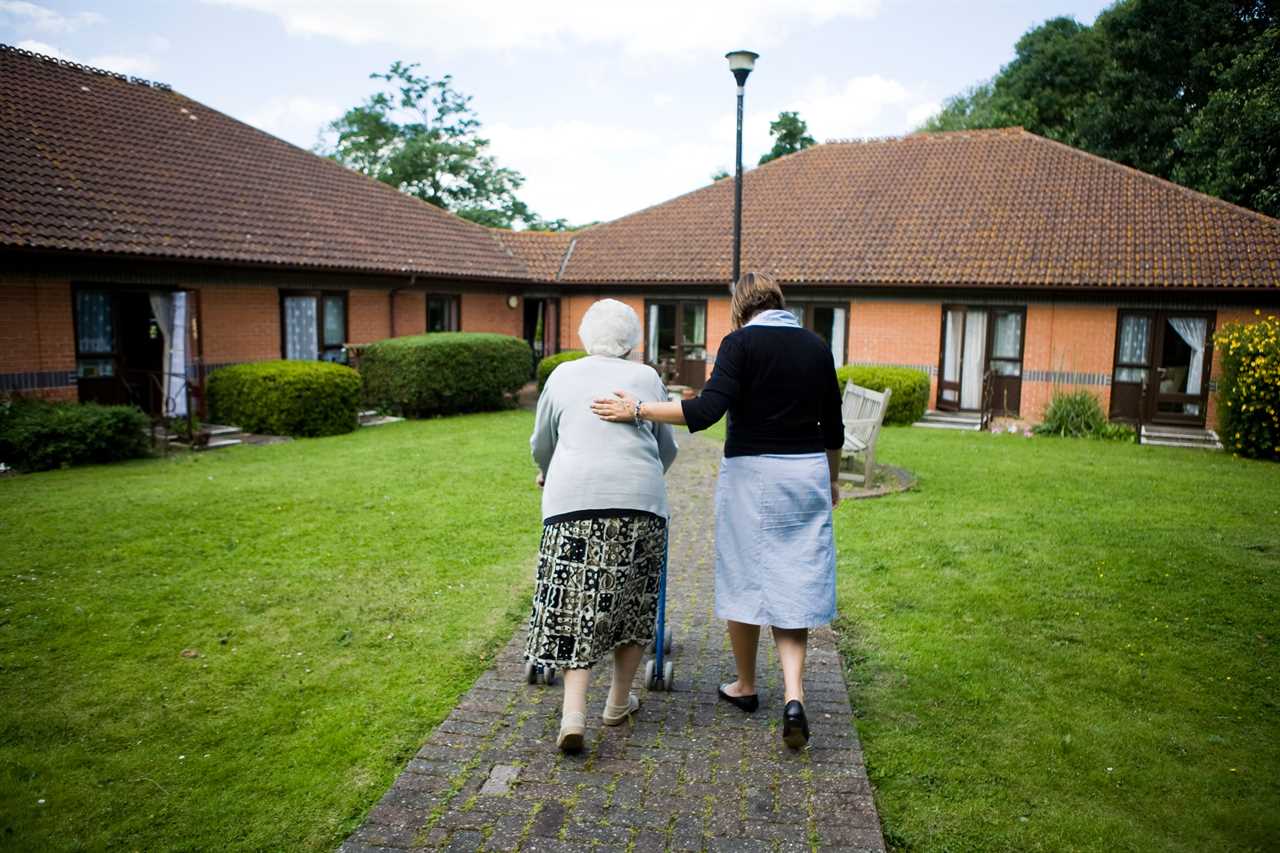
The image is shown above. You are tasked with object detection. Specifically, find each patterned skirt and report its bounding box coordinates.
[524,513,667,670]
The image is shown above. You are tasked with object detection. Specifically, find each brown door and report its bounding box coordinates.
[1110,311,1214,427]
[646,300,708,389]
[937,307,966,411]
[1149,312,1214,426]
[986,308,1025,417]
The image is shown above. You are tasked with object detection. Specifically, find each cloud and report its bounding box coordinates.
[14,38,67,59]
[245,94,345,148]
[0,1,103,33]
[791,74,911,139]
[86,53,157,76]
[906,100,941,128]
[487,119,726,223]
[203,0,882,56]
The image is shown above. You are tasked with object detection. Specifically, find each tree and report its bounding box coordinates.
[323,61,541,229]
[1174,25,1280,217]
[710,168,730,181]
[758,112,816,165]
[915,0,1280,215]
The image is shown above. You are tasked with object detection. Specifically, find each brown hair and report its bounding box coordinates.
[730,271,786,330]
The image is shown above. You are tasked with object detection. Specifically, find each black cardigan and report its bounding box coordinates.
[681,325,845,457]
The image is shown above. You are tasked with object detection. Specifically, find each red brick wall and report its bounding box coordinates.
[463,292,522,336]
[1021,303,1118,421]
[848,299,942,402]
[394,291,426,338]
[198,286,281,363]
[558,295,647,356]
[348,289,392,345]
[0,275,75,378]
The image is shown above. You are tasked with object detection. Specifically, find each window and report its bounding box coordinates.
[281,291,347,362]
[427,294,460,332]
[788,302,849,365]
[645,300,708,388]
[74,289,116,377]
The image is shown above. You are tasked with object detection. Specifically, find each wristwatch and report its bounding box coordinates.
[633,400,643,427]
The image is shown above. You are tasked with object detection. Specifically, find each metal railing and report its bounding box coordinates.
[979,369,995,431]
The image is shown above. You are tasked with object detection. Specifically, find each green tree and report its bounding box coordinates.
[758,111,816,165]
[710,167,730,181]
[919,82,1005,132]
[323,61,540,229]
[1174,26,1280,217]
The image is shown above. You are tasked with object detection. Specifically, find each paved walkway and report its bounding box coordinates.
[341,433,885,852]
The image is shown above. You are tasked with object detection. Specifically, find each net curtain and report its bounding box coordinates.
[147,291,188,417]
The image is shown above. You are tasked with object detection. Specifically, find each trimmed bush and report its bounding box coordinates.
[537,350,588,391]
[834,365,930,425]
[358,332,532,417]
[1214,312,1280,461]
[0,397,150,472]
[207,360,360,437]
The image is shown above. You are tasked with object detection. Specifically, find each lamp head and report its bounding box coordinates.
[725,50,759,87]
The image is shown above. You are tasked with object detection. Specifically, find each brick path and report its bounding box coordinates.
[341,433,885,852]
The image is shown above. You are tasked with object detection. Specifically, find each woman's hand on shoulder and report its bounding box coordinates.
[591,390,638,423]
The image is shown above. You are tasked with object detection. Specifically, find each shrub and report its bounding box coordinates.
[207,360,360,437]
[1034,389,1109,438]
[358,332,532,417]
[835,365,930,425]
[537,350,588,390]
[1214,312,1280,461]
[0,397,150,472]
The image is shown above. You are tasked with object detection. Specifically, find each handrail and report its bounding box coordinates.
[979,369,995,431]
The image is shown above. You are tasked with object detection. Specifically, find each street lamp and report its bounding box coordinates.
[725,49,758,289]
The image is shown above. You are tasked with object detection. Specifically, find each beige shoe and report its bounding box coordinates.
[557,711,586,753]
[602,692,640,726]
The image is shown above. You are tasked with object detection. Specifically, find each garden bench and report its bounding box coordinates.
[840,381,892,485]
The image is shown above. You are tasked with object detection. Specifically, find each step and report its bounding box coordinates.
[912,420,982,431]
[203,424,242,437]
[1141,437,1223,450]
[359,414,404,427]
[201,437,243,450]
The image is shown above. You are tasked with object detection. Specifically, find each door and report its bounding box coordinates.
[73,288,166,413]
[789,302,849,366]
[645,300,707,389]
[1151,312,1213,426]
[937,306,1024,415]
[523,297,560,375]
[1109,311,1214,426]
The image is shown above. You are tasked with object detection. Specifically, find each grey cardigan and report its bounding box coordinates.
[531,355,679,521]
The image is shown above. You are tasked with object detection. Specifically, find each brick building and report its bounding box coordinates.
[4,45,1279,431]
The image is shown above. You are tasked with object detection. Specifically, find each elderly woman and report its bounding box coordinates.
[593,272,842,750]
[527,298,679,752]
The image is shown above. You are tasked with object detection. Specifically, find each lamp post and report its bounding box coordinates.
[725,49,758,289]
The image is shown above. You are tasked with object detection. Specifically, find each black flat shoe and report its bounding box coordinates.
[782,700,810,749]
[718,682,759,713]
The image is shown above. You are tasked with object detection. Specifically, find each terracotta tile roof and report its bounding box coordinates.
[0,45,526,280]
[491,228,576,281]
[559,127,1280,289]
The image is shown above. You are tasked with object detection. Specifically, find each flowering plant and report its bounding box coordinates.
[1214,312,1280,461]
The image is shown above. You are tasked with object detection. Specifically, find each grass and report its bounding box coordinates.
[0,410,542,851]
[831,427,1280,852]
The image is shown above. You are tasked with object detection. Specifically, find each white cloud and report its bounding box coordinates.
[245,94,344,148]
[0,1,103,33]
[86,53,157,76]
[487,119,726,224]
[203,0,881,56]
[906,100,940,128]
[791,73,911,140]
[14,38,67,59]
[148,35,172,52]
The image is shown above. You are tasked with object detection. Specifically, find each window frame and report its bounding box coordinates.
[789,300,850,366]
[72,286,121,378]
[279,289,348,361]
[426,293,462,333]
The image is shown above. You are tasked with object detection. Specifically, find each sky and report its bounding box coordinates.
[2,0,1115,226]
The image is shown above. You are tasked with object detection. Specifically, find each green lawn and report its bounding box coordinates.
[833,428,1280,852]
[0,411,542,851]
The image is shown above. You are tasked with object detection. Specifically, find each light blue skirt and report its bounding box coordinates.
[714,453,837,629]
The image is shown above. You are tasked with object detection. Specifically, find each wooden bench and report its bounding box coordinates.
[840,382,892,485]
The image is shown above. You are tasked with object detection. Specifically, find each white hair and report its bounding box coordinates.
[578,299,642,358]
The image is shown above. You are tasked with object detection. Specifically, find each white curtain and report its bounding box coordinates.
[1118,315,1150,364]
[1168,317,1207,409]
[284,296,318,360]
[830,307,847,366]
[148,292,189,417]
[961,309,987,410]
[647,303,660,363]
[991,312,1021,359]
[942,310,962,404]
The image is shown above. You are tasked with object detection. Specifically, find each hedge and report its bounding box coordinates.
[537,350,588,390]
[835,365,930,425]
[207,360,361,437]
[358,332,532,417]
[1214,312,1280,461]
[0,398,150,472]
